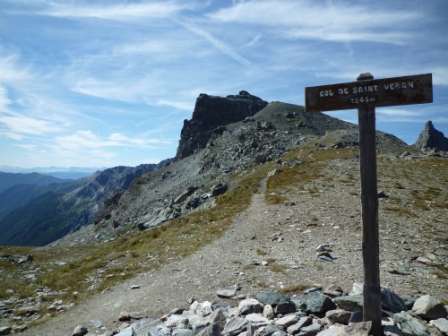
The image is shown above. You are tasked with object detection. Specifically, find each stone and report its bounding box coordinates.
[196,323,222,336]
[297,324,321,336]
[401,296,418,310]
[317,321,371,336]
[315,325,345,336]
[147,325,171,336]
[344,321,372,336]
[430,318,448,334]
[0,326,12,336]
[165,315,187,328]
[217,289,236,298]
[325,309,352,325]
[119,311,131,321]
[211,183,228,197]
[275,301,297,314]
[394,311,430,336]
[286,317,312,335]
[263,304,275,319]
[90,320,103,328]
[132,318,161,336]
[206,309,227,330]
[274,314,300,329]
[350,283,363,295]
[116,326,135,336]
[412,295,447,319]
[256,292,291,306]
[72,325,88,336]
[333,295,363,312]
[304,291,336,314]
[381,287,407,313]
[197,301,213,317]
[239,298,262,315]
[256,324,286,336]
[173,329,193,336]
[245,313,270,328]
[388,267,411,276]
[322,284,343,298]
[223,316,249,336]
[382,317,403,336]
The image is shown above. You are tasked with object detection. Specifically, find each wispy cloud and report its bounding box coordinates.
[37,1,195,22]
[209,0,421,45]
[55,130,170,152]
[176,20,252,66]
[0,85,12,111]
[0,115,61,139]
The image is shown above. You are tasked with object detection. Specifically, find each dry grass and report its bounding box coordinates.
[269,263,288,274]
[278,283,312,295]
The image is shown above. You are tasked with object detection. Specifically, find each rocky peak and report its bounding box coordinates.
[175,91,268,160]
[414,120,448,151]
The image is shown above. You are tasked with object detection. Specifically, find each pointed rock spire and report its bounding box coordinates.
[414,120,448,151]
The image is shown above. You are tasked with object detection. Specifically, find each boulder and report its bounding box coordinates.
[394,311,430,336]
[381,287,407,312]
[429,318,448,335]
[223,316,249,336]
[238,299,262,315]
[72,325,88,336]
[333,295,363,312]
[412,295,447,320]
[303,291,336,314]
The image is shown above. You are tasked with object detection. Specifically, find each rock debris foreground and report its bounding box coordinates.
[66,287,447,336]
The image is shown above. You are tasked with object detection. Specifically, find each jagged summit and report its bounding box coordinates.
[414,120,448,151]
[175,90,268,160]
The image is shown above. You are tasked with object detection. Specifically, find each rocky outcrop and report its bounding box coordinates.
[414,120,448,151]
[175,91,268,160]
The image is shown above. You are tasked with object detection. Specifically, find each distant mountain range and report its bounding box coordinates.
[0,166,104,179]
[0,160,172,246]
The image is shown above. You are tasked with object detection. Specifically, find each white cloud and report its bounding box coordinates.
[177,20,252,66]
[376,108,424,117]
[209,0,421,45]
[15,144,37,150]
[246,33,261,47]
[155,100,194,111]
[0,115,61,136]
[0,85,12,111]
[39,1,195,22]
[55,130,170,152]
[0,53,33,84]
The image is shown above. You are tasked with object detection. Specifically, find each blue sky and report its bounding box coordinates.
[1,0,447,169]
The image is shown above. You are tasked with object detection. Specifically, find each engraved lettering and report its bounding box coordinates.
[320,89,334,97]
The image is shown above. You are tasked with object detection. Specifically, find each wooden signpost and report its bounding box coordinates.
[305,73,433,336]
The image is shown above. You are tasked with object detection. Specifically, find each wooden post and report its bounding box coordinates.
[357,73,382,336]
[305,72,433,335]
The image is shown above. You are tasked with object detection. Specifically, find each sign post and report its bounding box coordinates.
[305,73,433,336]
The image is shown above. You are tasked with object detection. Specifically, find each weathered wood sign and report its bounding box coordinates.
[305,73,432,112]
[305,73,433,336]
